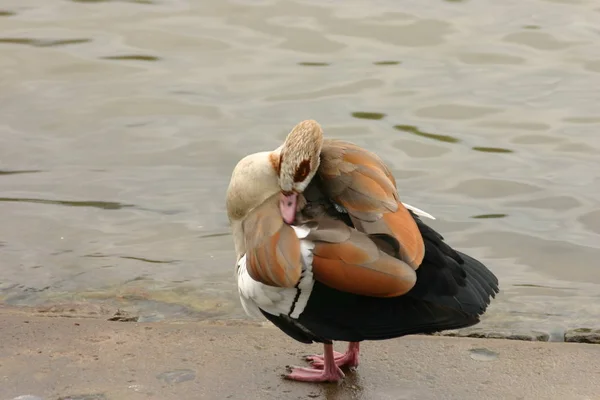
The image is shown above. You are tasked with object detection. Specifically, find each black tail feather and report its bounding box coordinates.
[292,213,499,343]
[406,214,499,316]
[265,197,499,344]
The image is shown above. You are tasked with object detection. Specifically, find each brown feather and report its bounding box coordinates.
[243,194,302,288]
[316,139,425,269]
[381,204,425,268]
[311,227,417,297]
[319,140,398,215]
[298,215,417,297]
[351,202,425,269]
[269,152,281,175]
[305,218,352,244]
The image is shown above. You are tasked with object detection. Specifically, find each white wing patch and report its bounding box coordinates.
[236,255,285,318]
[237,225,315,319]
[289,238,315,319]
[402,202,435,220]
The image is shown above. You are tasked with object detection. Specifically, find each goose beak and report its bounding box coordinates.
[279,192,298,224]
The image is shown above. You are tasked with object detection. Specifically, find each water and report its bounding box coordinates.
[1,0,600,333]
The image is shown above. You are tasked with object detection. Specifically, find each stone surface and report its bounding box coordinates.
[436,328,550,341]
[12,396,44,400]
[156,369,196,384]
[565,328,600,344]
[107,309,139,322]
[468,347,499,361]
[57,395,106,400]
[0,305,599,400]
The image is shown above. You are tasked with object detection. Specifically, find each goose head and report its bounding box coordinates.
[274,120,323,224]
[226,120,324,257]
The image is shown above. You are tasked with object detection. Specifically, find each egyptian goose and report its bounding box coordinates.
[226,120,499,383]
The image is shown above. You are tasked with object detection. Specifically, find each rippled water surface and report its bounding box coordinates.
[1,0,600,332]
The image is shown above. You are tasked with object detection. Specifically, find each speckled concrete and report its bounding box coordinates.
[1,306,598,400]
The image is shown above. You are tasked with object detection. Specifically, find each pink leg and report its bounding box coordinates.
[306,342,360,369]
[285,344,345,383]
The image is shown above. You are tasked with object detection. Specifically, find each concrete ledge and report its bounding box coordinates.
[432,327,600,344]
[1,306,599,400]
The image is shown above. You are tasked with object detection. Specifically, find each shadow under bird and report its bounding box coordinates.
[226,120,499,383]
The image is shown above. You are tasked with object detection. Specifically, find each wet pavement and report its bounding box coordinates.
[1,306,598,400]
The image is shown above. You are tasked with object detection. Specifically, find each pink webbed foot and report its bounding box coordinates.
[284,343,346,383]
[284,365,345,383]
[305,350,345,366]
[305,342,360,369]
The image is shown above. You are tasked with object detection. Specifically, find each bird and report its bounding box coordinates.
[225,119,499,383]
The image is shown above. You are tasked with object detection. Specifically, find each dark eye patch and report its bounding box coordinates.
[293,159,311,183]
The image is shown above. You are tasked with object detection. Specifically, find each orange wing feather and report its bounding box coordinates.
[319,139,425,268]
[242,194,302,288]
[381,205,425,268]
[307,218,417,297]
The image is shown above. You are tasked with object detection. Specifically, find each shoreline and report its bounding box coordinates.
[1,303,599,400]
[433,326,600,344]
[3,302,598,345]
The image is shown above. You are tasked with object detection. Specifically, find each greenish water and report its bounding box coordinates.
[1,0,600,333]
